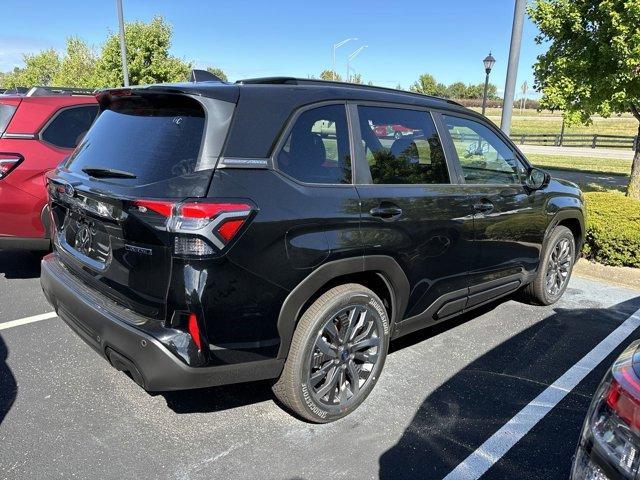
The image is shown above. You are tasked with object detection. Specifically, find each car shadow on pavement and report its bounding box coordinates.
[0,250,44,279]
[160,299,511,415]
[161,379,275,414]
[0,335,17,426]
[378,295,640,480]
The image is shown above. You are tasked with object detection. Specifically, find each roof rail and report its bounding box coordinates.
[236,77,463,106]
[1,87,29,95]
[26,86,96,97]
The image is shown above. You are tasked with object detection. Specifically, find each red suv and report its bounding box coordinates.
[0,87,98,250]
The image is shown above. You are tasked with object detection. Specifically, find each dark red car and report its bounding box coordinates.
[372,123,415,139]
[0,87,98,250]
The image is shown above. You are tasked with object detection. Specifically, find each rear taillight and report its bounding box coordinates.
[130,199,253,256]
[0,154,22,179]
[572,342,640,479]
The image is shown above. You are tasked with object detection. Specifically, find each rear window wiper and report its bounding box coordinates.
[82,167,137,179]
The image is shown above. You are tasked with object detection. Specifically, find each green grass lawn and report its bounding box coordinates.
[527,153,631,176]
[497,116,638,136]
[468,107,639,136]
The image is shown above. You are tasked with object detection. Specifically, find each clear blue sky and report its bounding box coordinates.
[1,0,545,96]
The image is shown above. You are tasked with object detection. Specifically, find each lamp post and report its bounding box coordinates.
[332,38,357,81]
[481,52,495,116]
[346,45,368,83]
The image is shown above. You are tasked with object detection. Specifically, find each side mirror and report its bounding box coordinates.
[525,167,550,191]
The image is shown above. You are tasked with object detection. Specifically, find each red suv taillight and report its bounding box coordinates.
[0,154,22,179]
[130,199,254,256]
[572,341,640,479]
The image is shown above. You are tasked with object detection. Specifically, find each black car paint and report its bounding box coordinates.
[41,80,586,389]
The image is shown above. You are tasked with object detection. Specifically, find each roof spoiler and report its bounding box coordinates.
[189,69,224,83]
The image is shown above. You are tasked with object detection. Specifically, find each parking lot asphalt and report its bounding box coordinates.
[1,250,640,480]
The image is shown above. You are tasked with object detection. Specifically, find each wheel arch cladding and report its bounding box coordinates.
[275,256,410,360]
[545,208,585,259]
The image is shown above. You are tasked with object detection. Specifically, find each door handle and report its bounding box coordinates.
[473,200,494,214]
[370,205,403,220]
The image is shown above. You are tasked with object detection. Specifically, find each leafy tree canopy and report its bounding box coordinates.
[53,37,97,88]
[529,0,640,197]
[0,16,190,90]
[319,70,342,81]
[1,49,61,88]
[94,16,191,87]
[410,74,447,97]
[206,66,228,82]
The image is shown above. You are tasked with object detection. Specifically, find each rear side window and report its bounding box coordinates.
[357,106,449,185]
[65,95,208,185]
[277,104,352,184]
[0,103,17,135]
[41,105,99,149]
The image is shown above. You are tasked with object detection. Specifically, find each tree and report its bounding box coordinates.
[529,0,640,199]
[206,67,228,82]
[1,49,61,88]
[349,73,363,84]
[52,37,97,88]
[410,74,447,97]
[446,81,468,99]
[319,69,342,81]
[93,16,191,87]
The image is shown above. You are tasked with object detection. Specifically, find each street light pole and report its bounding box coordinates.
[116,0,129,87]
[332,38,357,81]
[481,52,496,116]
[346,45,367,83]
[500,0,526,134]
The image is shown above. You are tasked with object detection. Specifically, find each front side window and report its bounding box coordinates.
[443,115,526,185]
[357,106,449,185]
[277,104,351,184]
[41,105,99,149]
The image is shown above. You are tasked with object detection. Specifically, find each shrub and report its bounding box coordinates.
[583,192,640,268]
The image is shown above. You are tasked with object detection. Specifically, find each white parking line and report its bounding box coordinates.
[444,306,640,480]
[0,312,57,331]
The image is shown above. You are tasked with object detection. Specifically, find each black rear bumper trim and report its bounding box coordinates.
[40,253,284,391]
[0,236,50,251]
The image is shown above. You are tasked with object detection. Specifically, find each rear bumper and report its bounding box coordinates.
[40,254,283,391]
[0,236,50,250]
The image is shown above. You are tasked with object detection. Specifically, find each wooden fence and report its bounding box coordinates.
[510,133,638,150]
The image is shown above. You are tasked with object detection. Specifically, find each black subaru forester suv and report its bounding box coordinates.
[41,77,585,422]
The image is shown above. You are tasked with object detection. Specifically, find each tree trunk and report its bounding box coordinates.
[629,108,640,200]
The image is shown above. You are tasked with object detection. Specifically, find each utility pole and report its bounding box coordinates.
[500,0,526,134]
[116,0,130,87]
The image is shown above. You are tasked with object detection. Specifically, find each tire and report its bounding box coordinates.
[273,284,390,423]
[521,226,575,305]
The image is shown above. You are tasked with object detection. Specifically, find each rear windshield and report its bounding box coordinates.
[65,94,209,185]
[0,103,17,134]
